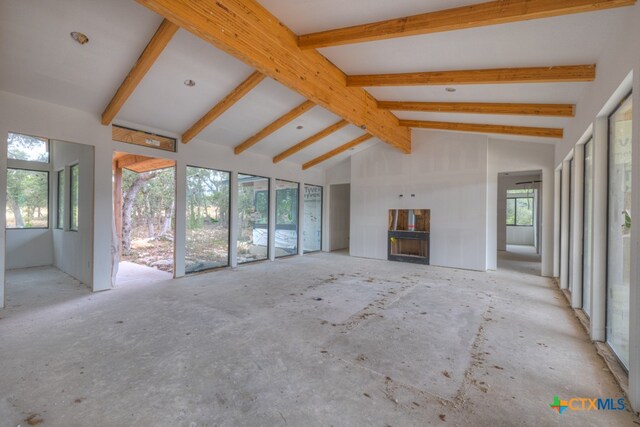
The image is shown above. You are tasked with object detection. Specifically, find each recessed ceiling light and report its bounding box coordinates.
[296,125,304,130]
[70,31,89,45]
[445,87,457,92]
[184,79,196,87]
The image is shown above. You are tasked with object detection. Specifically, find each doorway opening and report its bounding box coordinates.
[329,183,350,253]
[497,171,542,275]
[113,152,175,285]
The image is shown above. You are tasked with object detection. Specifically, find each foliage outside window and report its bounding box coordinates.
[237,174,269,264]
[57,169,65,229]
[186,166,230,273]
[70,164,79,230]
[6,169,49,229]
[506,189,534,226]
[7,132,49,163]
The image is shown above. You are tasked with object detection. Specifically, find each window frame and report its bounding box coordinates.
[303,184,323,254]
[506,193,534,227]
[238,173,270,264]
[5,167,50,230]
[69,163,79,231]
[185,165,231,274]
[7,132,50,164]
[274,179,300,258]
[56,169,65,230]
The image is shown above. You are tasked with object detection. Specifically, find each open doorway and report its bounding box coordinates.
[113,152,175,285]
[329,183,350,252]
[497,171,542,274]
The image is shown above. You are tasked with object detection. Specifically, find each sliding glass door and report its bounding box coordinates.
[237,174,269,263]
[303,184,322,253]
[275,179,299,257]
[582,138,594,317]
[606,94,632,368]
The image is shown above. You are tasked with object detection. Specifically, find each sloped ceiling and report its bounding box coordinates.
[0,0,634,169]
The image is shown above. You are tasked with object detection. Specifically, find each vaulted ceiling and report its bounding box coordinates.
[0,0,635,169]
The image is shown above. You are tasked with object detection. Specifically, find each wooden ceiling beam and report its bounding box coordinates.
[273,119,348,163]
[182,71,265,144]
[378,101,576,117]
[399,120,563,138]
[348,65,596,87]
[298,0,636,49]
[101,19,179,125]
[302,133,374,170]
[136,0,411,154]
[234,100,315,154]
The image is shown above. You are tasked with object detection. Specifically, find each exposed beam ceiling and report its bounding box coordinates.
[136,0,412,154]
[400,120,563,138]
[234,100,315,154]
[101,19,178,125]
[182,71,265,144]
[303,133,374,170]
[114,153,175,173]
[347,65,596,87]
[273,119,348,163]
[298,0,636,49]
[378,101,575,117]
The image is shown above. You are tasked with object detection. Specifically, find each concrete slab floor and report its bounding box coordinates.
[0,251,638,426]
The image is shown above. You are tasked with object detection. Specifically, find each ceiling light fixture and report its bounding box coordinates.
[184,79,196,87]
[296,125,304,130]
[70,31,89,45]
[445,87,457,92]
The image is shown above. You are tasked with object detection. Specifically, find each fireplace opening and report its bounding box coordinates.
[388,209,430,264]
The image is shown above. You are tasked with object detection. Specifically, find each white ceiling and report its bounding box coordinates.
[0,0,634,168]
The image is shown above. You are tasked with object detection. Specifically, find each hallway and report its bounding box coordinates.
[0,254,637,426]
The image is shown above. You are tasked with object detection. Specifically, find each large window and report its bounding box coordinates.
[506,189,534,226]
[69,164,79,231]
[57,169,65,229]
[606,94,632,369]
[237,174,269,263]
[7,132,49,163]
[6,169,49,229]
[185,166,230,273]
[303,184,322,253]
[275,179,299,257]
[582,138,594,317]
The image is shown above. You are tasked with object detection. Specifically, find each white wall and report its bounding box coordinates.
[351,130,488,271]
[506,226,534,246]
[329,184,350,251]
[5,229,52,269]
[0,90,324,305]
[52,140,94,286]
[487,139,554,275]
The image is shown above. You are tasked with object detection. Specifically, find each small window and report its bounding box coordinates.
[6,168,49,229]
[70,164,79,230]
[506,189,534,226]
[57,169,65,229]
[7,132,49,163]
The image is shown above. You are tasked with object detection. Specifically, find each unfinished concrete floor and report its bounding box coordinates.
[1,249,638,426]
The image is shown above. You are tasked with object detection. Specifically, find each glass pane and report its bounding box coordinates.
[515,198,533,226]
[275,179,298,257]
[568,159,574,292]
[70,165,79,230]
[57,170,65,229]
[606,95,632,368]
[303,184,322,252]
[185,166,230,273]
[506,199,515,225]
[6,169,48,228]
[237,174,269,263]
[583,139,593,316]
[7,132,49,162]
